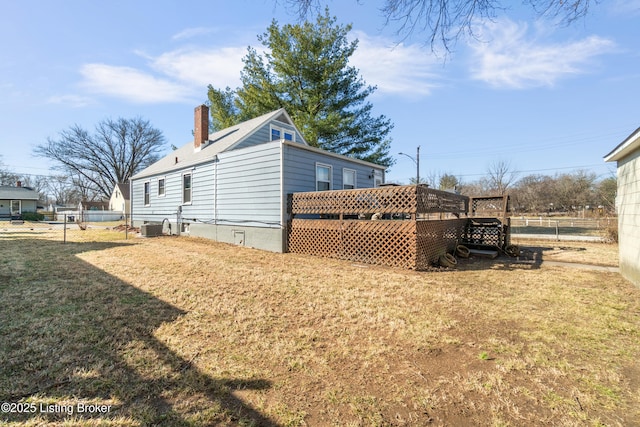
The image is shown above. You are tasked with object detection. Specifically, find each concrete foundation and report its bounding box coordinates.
[132,220,286,253]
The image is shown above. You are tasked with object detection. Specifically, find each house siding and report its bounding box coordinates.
[282,143,380,196]
[216,141,282,226]
[132,141,283,229]
[0,199,37,216]
[109,191,129,214]
[21,200,37,213]
[616,147,640,286]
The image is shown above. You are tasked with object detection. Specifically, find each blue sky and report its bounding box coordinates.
[1,0,638,185]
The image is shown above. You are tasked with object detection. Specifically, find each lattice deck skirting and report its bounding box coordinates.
[288,185,480,270]
[288,217,469,270]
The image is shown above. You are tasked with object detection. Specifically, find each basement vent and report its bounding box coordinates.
[233,230,245,246]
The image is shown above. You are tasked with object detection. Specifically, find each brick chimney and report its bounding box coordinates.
[194,104,209,150]
[16,181,21,188]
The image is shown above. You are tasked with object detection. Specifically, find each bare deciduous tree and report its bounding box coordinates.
[486,160,518,195]
[0,157,19,186]
[281,0,596,51]
[45,175,83,206]
[596,176,616,211]
[34,118,165,201]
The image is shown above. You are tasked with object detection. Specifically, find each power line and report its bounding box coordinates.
[454,163,614,178]
[423,128,630,160]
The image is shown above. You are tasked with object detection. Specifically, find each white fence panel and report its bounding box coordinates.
[55,210,125,222]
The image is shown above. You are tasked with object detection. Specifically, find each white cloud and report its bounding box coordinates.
[172,27,218,41]
[610,0,640,16]
[46,94,93,108]
[77,30,438,104]
[350,31,441,97]
[150,47,246,89]
[79,64,194,103]
[469,19,615,88]
[78,45,247,104]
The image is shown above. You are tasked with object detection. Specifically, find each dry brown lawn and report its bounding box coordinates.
[0,228,639,426]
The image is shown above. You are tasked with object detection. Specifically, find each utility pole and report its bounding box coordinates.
[399,145,421,184]
[416,145,420,184]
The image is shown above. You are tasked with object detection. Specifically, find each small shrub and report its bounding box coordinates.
[602,221,618,243]
[22,212,44,221]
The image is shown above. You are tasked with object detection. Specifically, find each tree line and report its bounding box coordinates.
[418,165,617,215]
[3,153,616,216]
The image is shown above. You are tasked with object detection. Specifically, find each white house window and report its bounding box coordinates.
[183,173,192,204]
[271,125,295,142]
[158,178,165,196]
[316,164,332,191]
[343,169,356,190]
[143,182,150,206]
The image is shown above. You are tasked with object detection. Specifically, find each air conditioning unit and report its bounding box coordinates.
[141,224,163,237]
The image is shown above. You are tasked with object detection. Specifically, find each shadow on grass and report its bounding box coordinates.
[0,238,278,426]
[456,245,554,271]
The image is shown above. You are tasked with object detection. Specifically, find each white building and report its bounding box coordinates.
[604,126,640,287]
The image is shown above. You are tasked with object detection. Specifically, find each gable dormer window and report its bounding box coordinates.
[271,125,294,142]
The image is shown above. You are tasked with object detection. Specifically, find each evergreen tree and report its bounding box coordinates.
[207,9,394,167]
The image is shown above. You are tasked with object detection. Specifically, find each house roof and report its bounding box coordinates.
[0,186,39,200]
[604,126,640,162]
[133,109,305,179]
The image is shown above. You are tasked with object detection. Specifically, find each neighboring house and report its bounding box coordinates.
[109,183,131,214]
[0,182,39,219]
[82,201,109,211]
[604,126,640,287]
[131,105,386,252]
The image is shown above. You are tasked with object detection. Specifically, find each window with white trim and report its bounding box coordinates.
[158,177,165,196]
[316,164,332,191]
[143,181,150,206]
[182,173,192,204]
[271,125,295,142]
[343,168,356,190]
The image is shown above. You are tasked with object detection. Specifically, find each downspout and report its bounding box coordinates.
[214,155,218,241]
[280,140,286,252]
[214,155,218,225]
[129,179,133,239]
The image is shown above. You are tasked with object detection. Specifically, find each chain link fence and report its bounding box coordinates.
[0,214,136,243]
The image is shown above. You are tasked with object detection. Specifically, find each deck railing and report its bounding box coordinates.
[288,185,470,270]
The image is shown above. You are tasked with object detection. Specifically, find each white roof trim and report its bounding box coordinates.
[604,127,640,162]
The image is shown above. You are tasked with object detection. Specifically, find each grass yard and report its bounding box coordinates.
[0,229,639,426]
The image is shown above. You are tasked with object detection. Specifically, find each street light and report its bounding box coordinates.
[398,145,420,184]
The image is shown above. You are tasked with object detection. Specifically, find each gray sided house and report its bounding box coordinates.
[604,127,640,287]
[0,182,39,219]
[131,106,386,252]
